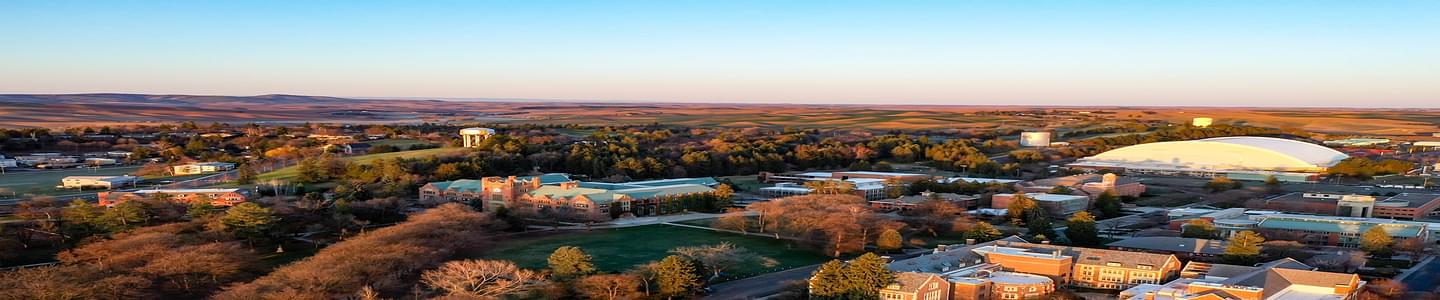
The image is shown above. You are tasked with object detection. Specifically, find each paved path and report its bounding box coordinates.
[704,264,820,300]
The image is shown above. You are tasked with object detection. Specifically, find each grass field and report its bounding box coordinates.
[477,225,828,281]
[0,166,141,197]
[256,147,469,182]
[368,139,435,148]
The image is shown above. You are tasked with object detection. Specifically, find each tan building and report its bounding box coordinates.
[991,193,1090,217]
[172,162,236,175]
[60,175,141,189]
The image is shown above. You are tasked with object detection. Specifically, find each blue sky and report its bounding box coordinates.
[2,1,1437,107]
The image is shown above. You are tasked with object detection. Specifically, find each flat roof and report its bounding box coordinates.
[1107,236,1227,255]
[998,193,1088,202]
[1257,214,1427,237]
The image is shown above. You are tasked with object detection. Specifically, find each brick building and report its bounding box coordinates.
[1120,258,1363,300]
[419,175,718,221]
[1253,192,1440,219]
[1016,173,1147,199]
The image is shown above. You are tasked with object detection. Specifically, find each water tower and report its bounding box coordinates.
[459,127,496,148]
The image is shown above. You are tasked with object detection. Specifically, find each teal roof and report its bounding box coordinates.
[430,179,484,192]
[624,177,720,187]
[522,173,573,184]
[528,183,715,205]
[1258,217,1423,237]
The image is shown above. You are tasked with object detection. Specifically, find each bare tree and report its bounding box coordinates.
[669,242,770,281]
[576,274,643,300]
[420,259,546,298]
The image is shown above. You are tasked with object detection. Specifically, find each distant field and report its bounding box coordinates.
[476,225,828,282]
[0,166,141,197]
[256,147,469,182]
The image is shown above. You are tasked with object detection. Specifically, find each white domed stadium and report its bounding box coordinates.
[1068,136,1348,182]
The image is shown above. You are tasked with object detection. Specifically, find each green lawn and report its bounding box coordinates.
[368,139,435,149]
[0,166,141,197]
[256,147,469,182]
[477,225,828,281]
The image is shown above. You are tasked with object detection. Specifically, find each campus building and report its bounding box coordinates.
[990,193,1089,217]
[1015,173,1146,199]
[759,178,890,200]
[869,191,979,211]
[1107,236,1227,261]
[172,162,237,175]
[1119,258,1363,300]
[759,171,934,184]
[880,238,1183,297]
[419,175,718,220]
[1253,192,1440,219]
[98,188,252,207]
[1244,213,1431,248]
[60,175,141,189]
[1068,136,1348,183]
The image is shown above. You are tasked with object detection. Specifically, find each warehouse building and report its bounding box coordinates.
[60,175,141,189]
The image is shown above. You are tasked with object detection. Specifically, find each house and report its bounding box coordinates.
[172,162,236,175]
[98,188,252,206]
[60,175,141,189]
[1119,258,1363,300]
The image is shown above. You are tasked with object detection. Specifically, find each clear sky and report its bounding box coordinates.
[2,1,1437,107]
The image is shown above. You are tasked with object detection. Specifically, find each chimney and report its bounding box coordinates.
[1053,249,1061,258]
[934,245,948,253]
[560,181,578,190]
[965,239,976,245]
[1041,240,1051,245]
[507,175,517,183]
[1144,291,1157,300]
[1102,173,1118,186]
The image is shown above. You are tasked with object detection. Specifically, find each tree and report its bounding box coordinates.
[808,260,848,299]
[1024,207,1053,238]
[713,184,735,201]
[421,259,545,298]
[548,246,598,277]
[653,255,700,299]
[98,201,150,232]
[1262,240,1307,260]
[576,274,642,300]
[669,243,763,281]
[1360,226,1394,256]
[1064,211,1101,247]
[1005,193,1038,222]
[236,163,257,185]
[1360,279,1407,300]
[1225,231,1265,265]
[1263,175,1282,194]
[803,180,855,195]
[877,229,903,253]
[1205,177,1241,193]
[1181,219,1217,239]
[187,200,220,219]
[1048,186,1074,195]
[840,253,894,299]
[965,222,1002,242]
[215,202,276,244]
[1093,191,1123,219]
[713,210,749,233]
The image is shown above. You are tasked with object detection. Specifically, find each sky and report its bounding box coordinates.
[2,1,1438,107]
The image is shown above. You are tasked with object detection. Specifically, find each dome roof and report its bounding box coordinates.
[1078,136,1348,172]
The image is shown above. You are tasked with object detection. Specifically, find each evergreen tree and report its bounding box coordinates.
[187,200,220,219]
[236,163,257,184]
[841,253,895,299]
[654,255,701,299]
[98,200,150,232]
[217,202,277,244]
[1224,231,1265,265]
[1094,191,1123,219]
[808,260,848,298]
[1064,211,1101,247]
[1361,226,1395,256]
[548,246,599,277]
[877,228,903,253]
[965,222,1002,242]
[1025,207,1054,238]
